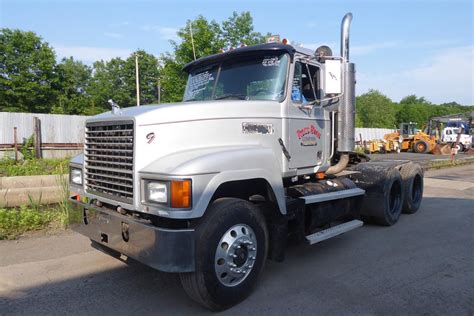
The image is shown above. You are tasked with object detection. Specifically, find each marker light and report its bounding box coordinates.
[171,180,191,208]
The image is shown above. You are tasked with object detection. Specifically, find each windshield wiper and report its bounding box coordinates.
[214,94,247,100]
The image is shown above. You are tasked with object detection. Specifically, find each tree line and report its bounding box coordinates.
[1,11,472,126]
[0,12,268,115]
[356,91,473,129]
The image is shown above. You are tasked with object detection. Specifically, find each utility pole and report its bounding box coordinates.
[135,53,140,106]
[157,78,161,104]
[189,22,196,60]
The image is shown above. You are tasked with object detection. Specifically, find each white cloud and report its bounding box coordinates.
[54,44,132,62]
[352,41,400,56]
[104,32,122,39]
[299,41,398,56]
[411,38,463,48]
[357,45,474,104]
[142,25,179,41]
[108,21,130,27]
[299,42,337,51]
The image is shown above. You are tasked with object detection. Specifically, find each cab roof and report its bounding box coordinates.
[183,43,302,73]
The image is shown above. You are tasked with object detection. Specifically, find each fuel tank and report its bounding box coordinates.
[286,177,361,232]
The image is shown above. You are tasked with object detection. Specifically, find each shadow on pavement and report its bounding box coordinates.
[1,197,473,315]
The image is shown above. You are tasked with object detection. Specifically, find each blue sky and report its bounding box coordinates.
[1,0,473,104]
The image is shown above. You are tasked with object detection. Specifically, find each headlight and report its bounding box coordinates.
[147,182,168,204]
[143,179,192,208]
[70,168,83,185]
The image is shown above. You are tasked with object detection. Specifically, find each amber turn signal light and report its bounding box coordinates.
[315,172,326,180]
[170,180,191,208]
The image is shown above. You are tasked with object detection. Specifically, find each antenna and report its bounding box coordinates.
[135,53,140,106]
[189,21,196,60]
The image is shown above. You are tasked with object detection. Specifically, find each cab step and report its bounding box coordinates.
[301,188,365,205]
[305,219,363,245]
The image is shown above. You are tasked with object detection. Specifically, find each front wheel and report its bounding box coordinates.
[413,140,429,153]
[451,143,464,152]
[180,198,268,311]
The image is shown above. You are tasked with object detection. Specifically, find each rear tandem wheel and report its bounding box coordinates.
[399,162,424,214]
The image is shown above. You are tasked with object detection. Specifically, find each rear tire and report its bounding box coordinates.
[413,140,429,153]
[352,166,404,226]
[373,168,403,226]
[180,198,268,311]
[400,163,424,214]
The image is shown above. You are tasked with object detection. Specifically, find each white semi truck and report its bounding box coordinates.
[441,127,472,151]
[69,13,424,310]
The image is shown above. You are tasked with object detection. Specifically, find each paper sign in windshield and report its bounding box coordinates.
[262,57,280,67]
[187,71,214,98]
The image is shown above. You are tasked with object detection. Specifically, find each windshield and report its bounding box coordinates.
[183,53,289,102]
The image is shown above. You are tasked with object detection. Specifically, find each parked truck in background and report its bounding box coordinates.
[69,13,424,311]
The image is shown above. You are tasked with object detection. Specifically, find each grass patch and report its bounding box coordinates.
[0,206,61,240]
[0,204,81,240]
[426,158,474,170]
[0,157,70,177]
[0,171,81,240]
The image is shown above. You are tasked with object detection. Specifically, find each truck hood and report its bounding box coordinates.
[87,100,282,126]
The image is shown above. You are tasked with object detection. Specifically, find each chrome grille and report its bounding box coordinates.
[84,121,134,204]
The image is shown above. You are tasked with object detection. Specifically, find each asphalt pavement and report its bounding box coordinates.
[1,165,473,315]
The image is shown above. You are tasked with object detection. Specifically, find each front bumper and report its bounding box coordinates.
[70,198,196,273]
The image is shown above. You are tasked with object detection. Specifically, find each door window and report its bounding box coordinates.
[291,62,320,104]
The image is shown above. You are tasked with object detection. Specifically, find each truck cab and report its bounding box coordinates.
[69,13,424,311]
[442,127,472,151]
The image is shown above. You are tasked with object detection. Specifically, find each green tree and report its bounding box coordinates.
[400,94,431,105]
[123,50,160,105]
[159,12,268,102]
[159,54,188,103]
[172,16,224,64]
[221,11,268,47]
[356,90,396,128]
[159,16,224,103]
[0,29,58,113]
[52,57,92,114]
[88,50,160,109]
[88,57,131,110]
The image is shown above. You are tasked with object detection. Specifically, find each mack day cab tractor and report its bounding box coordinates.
[69,13,424,311]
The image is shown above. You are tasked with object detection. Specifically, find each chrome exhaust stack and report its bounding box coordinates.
[327,13,355,174]
[338,12,355,153]
[341,13,352,62]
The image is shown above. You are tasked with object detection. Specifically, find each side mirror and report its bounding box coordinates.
[324,60,342,94]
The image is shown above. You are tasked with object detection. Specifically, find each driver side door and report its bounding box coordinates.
[287,60,326,170]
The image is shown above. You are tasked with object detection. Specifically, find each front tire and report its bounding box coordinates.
[451,142,464,152]
[180,198,268,311]
[413,140,429,153]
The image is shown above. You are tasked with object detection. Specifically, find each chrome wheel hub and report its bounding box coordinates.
[214,224,257,287]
